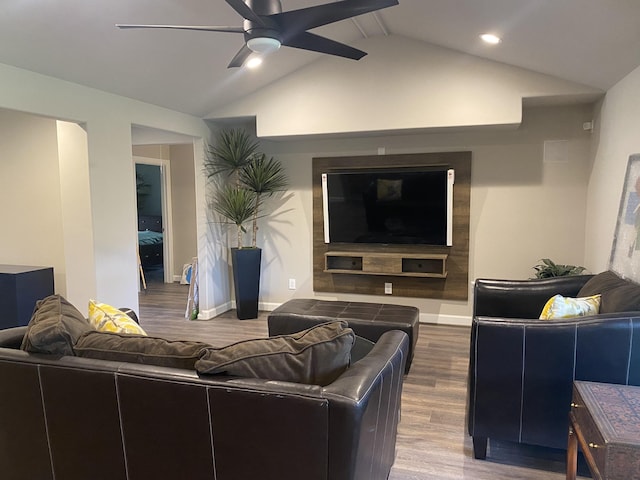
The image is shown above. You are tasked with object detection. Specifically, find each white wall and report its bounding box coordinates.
[56,121,96,314]
[585,64,640,273]
[0,110,66,292]
[208,35,601,138]
[203,37,604,323]
[209,104,594,325]
[0,63,213,316]
[170,144,198,276]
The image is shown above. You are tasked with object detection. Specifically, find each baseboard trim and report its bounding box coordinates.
[199,300,471,326]
[197,301,233,320]
[420,313,471,327]
[259,301,280,312]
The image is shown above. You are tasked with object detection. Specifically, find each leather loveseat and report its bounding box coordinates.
[0,325,408,480]
[467,271,640,459]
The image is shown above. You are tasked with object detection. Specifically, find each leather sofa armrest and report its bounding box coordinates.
[119,307,139,323]
[0,326,28,349]
[473,274,593,319]
[323,330,408,400]
[322,330,408,480]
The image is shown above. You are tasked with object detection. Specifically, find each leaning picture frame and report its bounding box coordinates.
[610,153,640,281]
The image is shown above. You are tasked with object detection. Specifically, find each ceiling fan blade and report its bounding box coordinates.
[225,0,266,26]
[283,31,366,60]
[228,44,253,68]
[116,24,244,33]
[273,0,398,33]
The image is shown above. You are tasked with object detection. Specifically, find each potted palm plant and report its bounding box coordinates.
[205,129,288,319]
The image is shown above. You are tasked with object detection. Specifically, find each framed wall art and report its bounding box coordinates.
[610,154,640,281]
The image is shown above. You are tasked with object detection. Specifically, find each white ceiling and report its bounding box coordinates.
[1,0,639,118]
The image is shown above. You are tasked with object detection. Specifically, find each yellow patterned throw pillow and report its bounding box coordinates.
[88,300,147,335]
[539,294,601,320]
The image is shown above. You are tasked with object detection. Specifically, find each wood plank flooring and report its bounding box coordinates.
[139,280,590,480]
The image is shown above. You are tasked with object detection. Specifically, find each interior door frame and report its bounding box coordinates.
[134,156,174,283]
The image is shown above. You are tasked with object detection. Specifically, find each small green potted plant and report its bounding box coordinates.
[205,129,288,319]
[532,258,586,279]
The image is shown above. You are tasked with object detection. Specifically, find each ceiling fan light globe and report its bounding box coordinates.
[247,37,281,54]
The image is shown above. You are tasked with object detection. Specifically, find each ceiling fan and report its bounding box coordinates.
[117,0,399,68]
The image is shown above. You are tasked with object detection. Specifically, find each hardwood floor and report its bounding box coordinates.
[138,280,590,480]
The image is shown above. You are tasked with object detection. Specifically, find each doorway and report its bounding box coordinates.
[135,159,173,284]
[131,125,199,294]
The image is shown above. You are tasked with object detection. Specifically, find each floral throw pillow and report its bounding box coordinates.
[88,300,147,335]
[539,294,601,320]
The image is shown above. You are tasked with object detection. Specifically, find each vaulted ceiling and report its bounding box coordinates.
[2,0,639,118]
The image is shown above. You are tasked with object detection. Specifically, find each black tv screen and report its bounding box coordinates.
[322,168,453,246]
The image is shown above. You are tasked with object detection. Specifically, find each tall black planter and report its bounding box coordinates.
[231,247,261,320]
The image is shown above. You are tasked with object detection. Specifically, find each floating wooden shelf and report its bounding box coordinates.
[324,251,448,278]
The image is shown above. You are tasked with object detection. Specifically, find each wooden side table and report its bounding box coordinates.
[567,381,640,480]
[0,265,54,329]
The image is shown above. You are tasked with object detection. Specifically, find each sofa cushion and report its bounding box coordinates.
[20,294,94,356]
[89,299,147,335]
[539,294,601,320]
[73,331,210,369]
[577,270,640,313]
[195,321,355,386]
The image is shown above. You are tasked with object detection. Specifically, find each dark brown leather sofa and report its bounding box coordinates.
[0,326,408,480]
[467,272,640,459]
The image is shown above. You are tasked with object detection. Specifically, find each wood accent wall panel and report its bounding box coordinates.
[312,152,471,300]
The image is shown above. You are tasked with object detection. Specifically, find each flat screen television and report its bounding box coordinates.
[322,167,454,246]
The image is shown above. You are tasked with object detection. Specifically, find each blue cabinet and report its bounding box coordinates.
[0,265,54,329]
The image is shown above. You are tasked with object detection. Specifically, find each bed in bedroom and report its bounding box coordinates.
[137,215,163,268]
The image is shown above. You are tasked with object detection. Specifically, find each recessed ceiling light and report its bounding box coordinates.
[246,57,263,69]
[480,33,501,45]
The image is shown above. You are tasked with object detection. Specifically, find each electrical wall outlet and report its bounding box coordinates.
[384,282,392,295]
[288,278,296,290]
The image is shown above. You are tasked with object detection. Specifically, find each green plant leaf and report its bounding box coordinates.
[212,185,257,249]
[213,185,257,226]
[239,153,289,248]
[240,154,289,196]
[204,128,290,249]
[532,258,586,278]
[204,129,260,179]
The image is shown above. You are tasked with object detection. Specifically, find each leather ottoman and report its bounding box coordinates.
[268,299,419,373]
